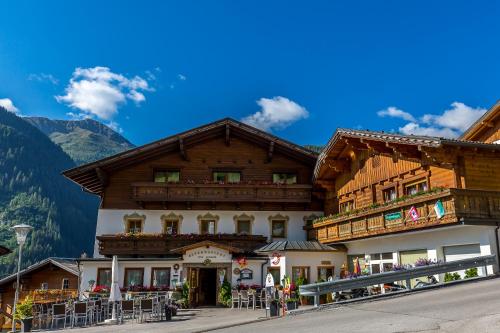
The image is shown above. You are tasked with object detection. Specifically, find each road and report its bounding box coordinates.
[214,278,500,333]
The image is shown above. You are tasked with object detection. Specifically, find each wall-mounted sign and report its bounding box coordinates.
[233,268,241,275]
[240,268,253,280]
[184,246,232,263]
[270,252,281,266]
[385,212,402,222]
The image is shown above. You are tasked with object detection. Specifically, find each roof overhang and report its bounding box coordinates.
[0,258,78,286]
[460,100,500,141]
[63,118,318,194]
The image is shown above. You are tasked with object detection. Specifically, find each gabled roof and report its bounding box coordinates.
[256,240,344,253]
[63,118,318,194]
[0,245,11,256]
[460,100,500,141]
[0,258,78,286]
[315,128,500,180]
[170,240,242,254]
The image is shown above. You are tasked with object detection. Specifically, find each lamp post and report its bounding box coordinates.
[11,224,32,333]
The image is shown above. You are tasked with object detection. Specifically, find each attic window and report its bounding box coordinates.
[273,173,297,184]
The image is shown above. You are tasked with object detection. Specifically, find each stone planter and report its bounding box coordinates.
[21,317,33,332]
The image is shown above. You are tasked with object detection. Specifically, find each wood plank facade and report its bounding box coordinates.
[307,129,500,243]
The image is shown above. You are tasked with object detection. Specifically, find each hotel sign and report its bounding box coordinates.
[184,246,232,263]
[385,212,403,222]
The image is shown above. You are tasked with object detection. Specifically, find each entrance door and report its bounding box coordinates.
[188,268,199,308]
[444,244,482,277]
[198,268,217,306]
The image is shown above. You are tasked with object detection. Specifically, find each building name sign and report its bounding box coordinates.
[184,246,232,263]
[385,212,402,222]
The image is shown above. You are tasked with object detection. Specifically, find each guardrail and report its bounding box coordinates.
[299,255,496,306]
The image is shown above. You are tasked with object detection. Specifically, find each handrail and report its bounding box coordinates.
[299,255,496,306]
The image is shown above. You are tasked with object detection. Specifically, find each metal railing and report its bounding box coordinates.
[299,255,496,306]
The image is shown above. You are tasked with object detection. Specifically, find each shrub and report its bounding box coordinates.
[444,272,461,282]
[218,280,232,307]
[14,296,33,320]
[464,268,478,279]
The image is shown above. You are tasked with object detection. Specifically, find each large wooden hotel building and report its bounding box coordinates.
[64,102,500,306]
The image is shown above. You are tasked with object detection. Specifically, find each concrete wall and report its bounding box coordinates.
[344,225,498,275]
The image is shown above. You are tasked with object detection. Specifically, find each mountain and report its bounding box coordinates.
[24,117,134,165]
[0,108,98,277]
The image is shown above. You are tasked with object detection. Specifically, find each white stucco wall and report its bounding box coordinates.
[94,209,322,257]
[284,251,346,283]
[344,225,497,275]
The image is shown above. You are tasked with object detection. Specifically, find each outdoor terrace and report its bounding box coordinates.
[131,182,312,204]
[97,233,269,256]
[306,188,500,243]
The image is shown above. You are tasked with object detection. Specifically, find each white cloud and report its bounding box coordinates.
[106,121,123,134]
[421,102,486,132]
[377,106,415,122]
[399,122,459,138]
[56,66,152,121]
[178,74,187,81]
[377,102,487,139]
[0,98,19,113]
[241,96,309,131]
[28,73,59,85]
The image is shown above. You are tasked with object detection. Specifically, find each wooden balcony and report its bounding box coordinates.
[131,182,312,203]
[96,233,269,256]
[306,188,500,243]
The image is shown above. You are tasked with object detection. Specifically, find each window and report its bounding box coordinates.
[163,219,179,235]
[97,268,112,287]
[236,219,251,235]
[124,268,144,287]
[383,187,397,203]
[41,282,49,290]
[272,173,297,184]
[126,219,143,234]
[154,170,180,183]
[271,220,286,238]
[268,267,281,286]
[317,266,334,282]
[213,171,241,183]
[369,252,394,274]
[62,278,70,290]
[151,268,171,288]
[291,266,310,284]
[200,220,216,235]
[404,180,428,196]
[339,200,354,213]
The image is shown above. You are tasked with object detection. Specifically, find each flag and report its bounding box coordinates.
[434,200,445,219]
[409,206,419,222]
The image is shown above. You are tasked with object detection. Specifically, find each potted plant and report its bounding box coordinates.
[269,299,280,317]
[14,296,33,332]
[295,276,308,305]
[286,298,299,311]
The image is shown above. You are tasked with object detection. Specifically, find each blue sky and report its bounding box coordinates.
[0,1,499,146]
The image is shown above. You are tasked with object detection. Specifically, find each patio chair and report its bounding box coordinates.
[93,299,103,322]
[120,300,136,323]
[138,298,154,323]
[51,303,69,329]
[72,302,89,327]
[240,290,250,310]
[255,289,265,309]
[231,290,240,309]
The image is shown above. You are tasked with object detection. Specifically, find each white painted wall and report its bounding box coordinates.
[94,209,322,257]
[284,251,346,283]
[345,225,497,275]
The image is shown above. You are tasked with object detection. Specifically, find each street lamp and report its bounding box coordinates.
[11,224,32,333]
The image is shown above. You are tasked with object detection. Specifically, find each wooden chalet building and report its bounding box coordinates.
[307,126,500,276]
[64,118,343,306]
[460,100,500,144]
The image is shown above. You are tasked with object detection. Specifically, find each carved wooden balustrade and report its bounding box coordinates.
[97,233,269,256]
[306,188,500,243]
[131,182,312,203]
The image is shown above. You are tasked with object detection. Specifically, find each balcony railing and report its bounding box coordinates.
[97,233,269,256]
[131,182,312,203]
[306,188,500,243]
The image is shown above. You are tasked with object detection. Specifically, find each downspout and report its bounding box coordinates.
[261,258,270,286]
[77,259,81,300]
[495,223,500,273]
